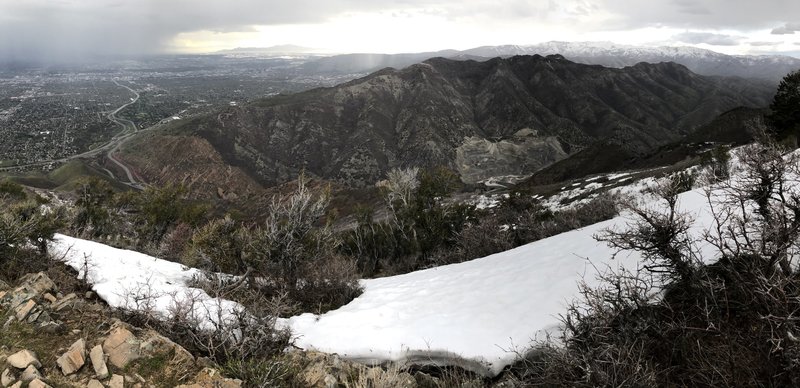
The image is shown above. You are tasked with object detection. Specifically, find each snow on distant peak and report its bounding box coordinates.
[497,41,800,80]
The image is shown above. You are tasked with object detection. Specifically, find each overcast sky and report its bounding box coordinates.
[1,0,799,61]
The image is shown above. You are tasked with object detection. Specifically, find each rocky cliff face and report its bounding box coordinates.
[137,55,773,187]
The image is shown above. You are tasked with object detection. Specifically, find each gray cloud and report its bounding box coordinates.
[597,0,800,31]
[1,0,799,61]
[0,0,432,61]
[772,22,800,35]
[672,31,743,46]
[749,41,782,46]
[671,0,711,15]
[1,0,602,61]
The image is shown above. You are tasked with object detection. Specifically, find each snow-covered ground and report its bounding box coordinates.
[287,221,641,375]
[50,235,242,330]
[286,185,720,376]
[468,168,662,213]
[48,179,723,376]
[51,146,788,377]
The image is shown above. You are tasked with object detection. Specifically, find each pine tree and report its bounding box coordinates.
[768,70,800,140]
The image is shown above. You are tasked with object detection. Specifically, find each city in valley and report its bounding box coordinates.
[0,53,359,172]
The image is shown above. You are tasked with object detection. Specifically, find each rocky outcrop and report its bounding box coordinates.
[86,379,104,388]
[19,365,41,382]
[27,378,50,388]
[89,345,109,379]
[5,351,40,370]
[108,374,124,388]
[56,338,86,375]
[102,325,140,369]
[1,368,16,386]
[0,273,236,388]
[455,134,568,184]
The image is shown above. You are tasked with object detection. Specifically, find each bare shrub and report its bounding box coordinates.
[382,167,420,209]
[117,275,165,326]
[600,176,700,283]
[0,199,65,281]
[506,192,620,246]
[517,139,800,386]
[344,167,475,275]
[158,222,194,263]
[71,177,115,238]
[247,176,335,287]
[184,216,247,272]
[294,255,362,314]
[433,217,514,265]
[0,179,26,200]
[516,338,660,387]
[118,281,292,374]
[180,176,361,314]
[220,358,295,388]
[500,267,661,386]
[706,142,800,275]
[344,365,416,388]
[430,192,621,266]
[699,145,731,182]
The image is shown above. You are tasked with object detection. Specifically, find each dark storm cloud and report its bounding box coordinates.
[0,0,797,61]
[672,32,743,46]
[0,0,432,60]
[1,0,590,60]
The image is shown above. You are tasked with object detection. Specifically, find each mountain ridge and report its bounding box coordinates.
[120,54,773,196]
[302,41,800,82]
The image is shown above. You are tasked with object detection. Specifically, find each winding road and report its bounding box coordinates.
[105,80,144,188]
[1,79,147,189]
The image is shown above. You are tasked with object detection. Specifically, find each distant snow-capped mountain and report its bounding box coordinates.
[217,44,320,54]
[304,42,799,82]
[462,42,800,81]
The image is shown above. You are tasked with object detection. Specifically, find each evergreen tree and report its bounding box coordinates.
[768,70,800,140]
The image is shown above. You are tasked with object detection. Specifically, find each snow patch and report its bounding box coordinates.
[50,235,242,331]
[48,150,773,377]
[285,185,720,376]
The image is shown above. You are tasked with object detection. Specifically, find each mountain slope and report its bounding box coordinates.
[522,106,768,186]
[127,55,773,188]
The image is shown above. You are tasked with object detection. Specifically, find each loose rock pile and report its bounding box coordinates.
[2,271,499,387]
[0,273,241,388]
